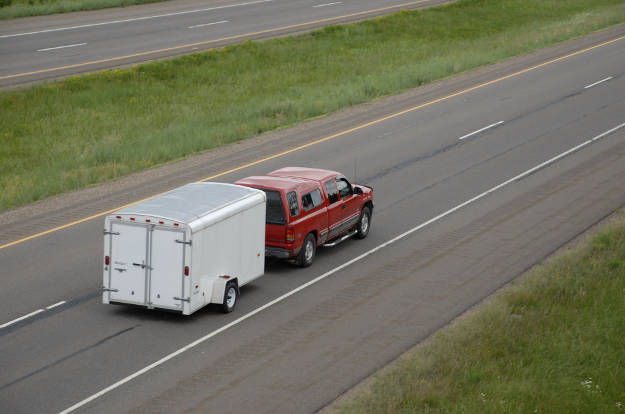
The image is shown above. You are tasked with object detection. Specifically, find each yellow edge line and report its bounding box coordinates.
[1,33,624,251]
[0,0,428,80]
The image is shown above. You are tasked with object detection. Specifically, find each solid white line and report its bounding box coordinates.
[59,121,625,413]
[36,43,86,52]
[584,76,613,89]
[46,301,67,310]
[188,20,229,29]
[313,2,342,7]
[0,309,45,329]
[0,0,272,39]
[458,121,504,140]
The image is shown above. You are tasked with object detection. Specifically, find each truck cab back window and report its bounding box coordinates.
[262,189,286,225]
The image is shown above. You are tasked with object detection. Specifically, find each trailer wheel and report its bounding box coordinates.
[296,233,316,268]
[355,206,371,239]
[221,282,238,313]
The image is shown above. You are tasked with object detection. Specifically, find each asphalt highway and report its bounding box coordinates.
[0,0,450,87]
[1,26,624,413]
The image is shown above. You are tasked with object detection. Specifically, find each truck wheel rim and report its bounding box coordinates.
[226,287,236,308]
[361,213,369,233]
[305,240,314,262]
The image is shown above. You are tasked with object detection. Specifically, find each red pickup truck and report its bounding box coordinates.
[235,167,374,267]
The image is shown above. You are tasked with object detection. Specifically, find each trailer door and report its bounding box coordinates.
[149,228,186,310]
[109,222,148,305]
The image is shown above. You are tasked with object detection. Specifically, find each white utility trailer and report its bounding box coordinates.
[102,182,266,315]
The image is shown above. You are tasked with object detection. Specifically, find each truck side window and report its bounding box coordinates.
[324,180,339,204]
[287,191,300,218]
[336,177,353,199]
[302,189,324,212]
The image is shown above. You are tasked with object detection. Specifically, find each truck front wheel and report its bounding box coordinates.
[355,206,371,239]
[221,282,238,313]
[296,233,316,267]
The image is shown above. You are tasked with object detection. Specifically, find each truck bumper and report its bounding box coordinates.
[266,245,300,259]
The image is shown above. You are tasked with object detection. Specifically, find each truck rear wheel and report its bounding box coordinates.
[355,206,371,239]
[221,282,238,313]
[296,233,316,267]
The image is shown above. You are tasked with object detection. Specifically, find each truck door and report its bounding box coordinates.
[109,222,149,305]
[336,176,361,230]
[324,179,343,240]
[148,228,186,310]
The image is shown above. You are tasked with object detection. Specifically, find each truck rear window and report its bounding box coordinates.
[262,189,287,225]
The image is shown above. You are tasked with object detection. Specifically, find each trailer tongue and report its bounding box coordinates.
[103,182,266,315]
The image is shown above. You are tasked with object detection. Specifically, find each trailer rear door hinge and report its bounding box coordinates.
[173,296,190,302]
[175,239,192,245]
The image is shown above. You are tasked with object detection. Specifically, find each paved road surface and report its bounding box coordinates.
[0,0,450,87]
[0,25,624,413]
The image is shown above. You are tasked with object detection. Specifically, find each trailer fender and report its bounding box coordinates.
[210,276,238,305]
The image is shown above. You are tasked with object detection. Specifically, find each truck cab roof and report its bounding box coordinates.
[267,167,340,182]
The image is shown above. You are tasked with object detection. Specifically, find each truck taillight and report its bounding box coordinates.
[184,266,189,276]
[105,256,110,265]
[286,228,295,243]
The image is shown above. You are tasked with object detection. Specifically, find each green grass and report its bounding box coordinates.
[0,0,166,20]
[326,213,625,414]
[2,0,625,211]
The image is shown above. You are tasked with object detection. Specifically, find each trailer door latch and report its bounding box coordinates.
[102,288,119,292]
[173,296,190,302]
[175,239,192,246]
[103,230,120,235]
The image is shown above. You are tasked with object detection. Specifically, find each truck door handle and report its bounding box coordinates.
[342,204,346,209]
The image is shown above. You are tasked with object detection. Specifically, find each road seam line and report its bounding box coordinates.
[1,33,624,251]
[58,122,624,414]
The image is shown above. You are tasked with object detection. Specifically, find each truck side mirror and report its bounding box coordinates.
[354,187,363,195]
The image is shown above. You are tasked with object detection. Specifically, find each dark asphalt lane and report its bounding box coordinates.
[0,0,450,87]
[0,28,624,413]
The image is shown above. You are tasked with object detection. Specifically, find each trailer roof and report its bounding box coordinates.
[115,182,262,223]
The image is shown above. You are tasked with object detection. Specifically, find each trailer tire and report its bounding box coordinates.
[221,281,238,313]
[354,206,371,239]
[296,233,316,268]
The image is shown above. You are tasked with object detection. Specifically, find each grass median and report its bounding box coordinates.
[0,0,165,20]
[2,0,625,211]
[326,212,625,413]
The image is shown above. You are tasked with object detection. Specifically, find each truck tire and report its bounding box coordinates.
[355,206,371,239]
[296,233,316,267]
[221,281,238,313]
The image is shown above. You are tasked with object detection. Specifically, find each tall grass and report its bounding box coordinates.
[0,0,165,20]
[2,0,625,211]
[329,214,625,413]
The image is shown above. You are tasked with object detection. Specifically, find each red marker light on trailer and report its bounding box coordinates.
[116,216,121,219]
[146,219,151,223]
[174,223,179,227]
[105,256,110,265]
[221,275,230,279]
[130,217,135,221]
[184,266,189,276]
[159,221,164,225]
